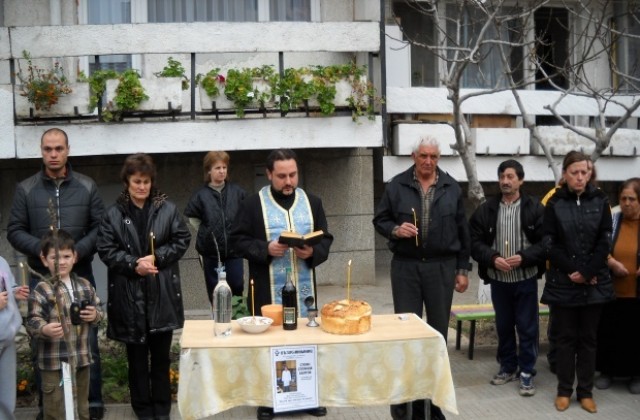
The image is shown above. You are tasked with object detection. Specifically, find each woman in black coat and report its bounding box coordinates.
[184,151,246,302]
[541,151,614,414]
[97,153,190,420]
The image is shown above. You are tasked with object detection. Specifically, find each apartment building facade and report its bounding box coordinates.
[1,1,638,309]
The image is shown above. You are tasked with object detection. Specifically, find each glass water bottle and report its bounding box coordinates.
[213,270,232,337]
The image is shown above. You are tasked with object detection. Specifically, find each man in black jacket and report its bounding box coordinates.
[373,136,471,420]
[469,159,545,397]
[7,128,105,420]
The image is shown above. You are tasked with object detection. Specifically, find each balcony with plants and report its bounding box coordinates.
[1,21,383,158]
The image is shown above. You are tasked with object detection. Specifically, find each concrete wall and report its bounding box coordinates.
[0,148,375,312]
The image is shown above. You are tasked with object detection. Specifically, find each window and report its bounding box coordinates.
[270,0,310,22]
[391,1,524,88]
[147,0,311,22]
[446,3,524,89]
[86,0,132,73]
[614,4,640,92]
[391,1,439,87]
[534,7,569,90]
[147,0,258,22]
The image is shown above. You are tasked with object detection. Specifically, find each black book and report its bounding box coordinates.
[278,230,324,248]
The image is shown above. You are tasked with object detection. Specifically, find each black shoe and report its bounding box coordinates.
[35,411,43,420]
[391,403,408,420]
[257,406,274,420]
[305,406,327,417]
[430,403,446,420]
[89,406,105,420]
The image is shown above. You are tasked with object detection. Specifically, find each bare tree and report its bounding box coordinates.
[530,0,640,164]
[390,0,640,189]
[390,0,552,207]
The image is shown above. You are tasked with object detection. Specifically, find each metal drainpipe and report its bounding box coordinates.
[191,53,196,120]
[379,0,389,149]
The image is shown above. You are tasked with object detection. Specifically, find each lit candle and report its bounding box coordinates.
[250,279,255,318]
[411,208,419,247]
[150,232,155,267]
[505,240,510,257]
[347,259,352,302]
[19,262,28,287]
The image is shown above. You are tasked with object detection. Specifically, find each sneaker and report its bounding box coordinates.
[595,374,612,390]
[490,370,517,385]
[519,372,536,396]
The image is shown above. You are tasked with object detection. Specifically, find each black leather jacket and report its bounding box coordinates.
[184,182,246,261]
[470,193,545,283]
[373,166,471,270]
[97,190,191,344]
[7,164,104,274]
[541,184,615,306]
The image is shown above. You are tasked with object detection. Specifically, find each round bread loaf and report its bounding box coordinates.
[320,299,372,334]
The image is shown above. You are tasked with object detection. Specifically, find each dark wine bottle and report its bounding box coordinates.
[282,268,298,330]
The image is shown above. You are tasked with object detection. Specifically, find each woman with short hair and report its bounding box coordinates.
[97,153,190,420]
[184,151,246,303]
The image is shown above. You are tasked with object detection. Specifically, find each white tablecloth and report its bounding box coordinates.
[178,313,457,420]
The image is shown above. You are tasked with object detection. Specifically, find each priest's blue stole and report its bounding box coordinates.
[259,186,315,316]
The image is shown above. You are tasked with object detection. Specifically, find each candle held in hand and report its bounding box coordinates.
[411,207,419,247]
[150,232,155,267]
[347,259,352,302]
[250,279,255,318]
[19,262,28,287]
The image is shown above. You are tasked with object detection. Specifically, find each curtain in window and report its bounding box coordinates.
[614,3,640,92]
[270,0,310,22]
[87,0,132,72]
[147,0,258,22]
[87,0,131,24]
[446,4,522,89]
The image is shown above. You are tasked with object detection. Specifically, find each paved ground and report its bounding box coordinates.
[15,270,640,419]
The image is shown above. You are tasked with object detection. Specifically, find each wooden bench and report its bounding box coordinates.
[450,303,550,360]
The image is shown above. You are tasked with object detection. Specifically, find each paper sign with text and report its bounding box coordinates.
[270,345,319,413]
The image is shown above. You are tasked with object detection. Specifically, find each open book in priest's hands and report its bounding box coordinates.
[277,230,324,248]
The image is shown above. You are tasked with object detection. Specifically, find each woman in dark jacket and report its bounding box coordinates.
[97,153,190,420]
[596,178,640,393]
[184,151,246,302]
[541,151,614,414]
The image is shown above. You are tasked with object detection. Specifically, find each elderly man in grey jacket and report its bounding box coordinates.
[373,136,471,420]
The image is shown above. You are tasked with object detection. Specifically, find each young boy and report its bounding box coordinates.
[27,230,102,420]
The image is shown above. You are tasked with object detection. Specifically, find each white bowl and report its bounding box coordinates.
[237,316,273,334]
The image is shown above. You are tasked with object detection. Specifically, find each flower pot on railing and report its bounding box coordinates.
[105,77,183,113]
[14,82,92,119]
[199,84,234,112]
[201,79,275,115]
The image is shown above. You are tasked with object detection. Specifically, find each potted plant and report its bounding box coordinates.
[196,68,229,111]
[311,62,381,121]
[155,57,190,91]
[103,69,149,121]
[224,65,277,117]
[78,69,119,113]
[15,50,84,117]
[347,79,383,122]
[274,67,315,114]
